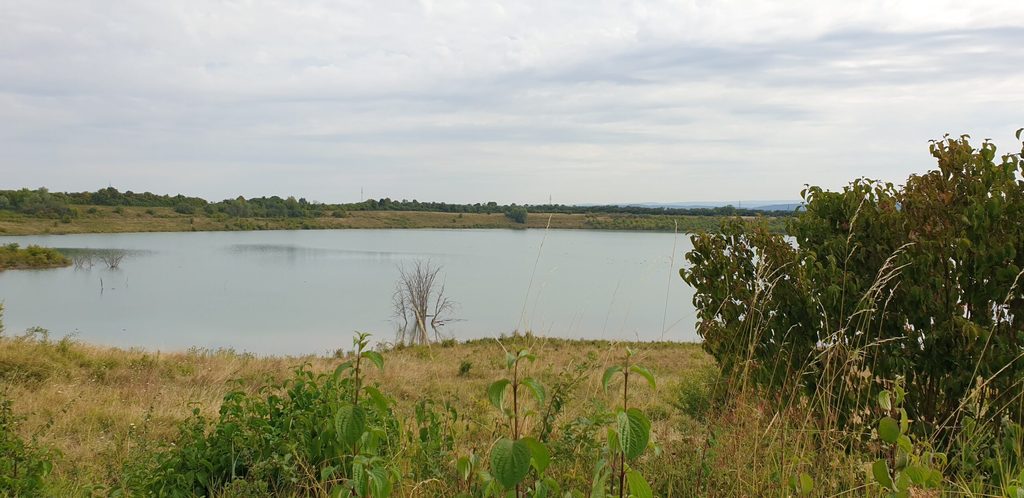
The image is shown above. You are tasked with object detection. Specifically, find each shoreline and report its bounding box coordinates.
[0,205,788,236]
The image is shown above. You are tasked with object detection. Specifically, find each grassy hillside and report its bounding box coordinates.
[0,206,786,236]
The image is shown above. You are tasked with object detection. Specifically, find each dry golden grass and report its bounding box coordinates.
[1,333,713,492]
[0,206,731,235]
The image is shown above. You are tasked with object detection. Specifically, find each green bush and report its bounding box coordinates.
[0,244,70,270]
[505,207,528,224]
[173,203,195,214]
[120,334,400,497]
[0,397,55,496]
[682,133,1024,438]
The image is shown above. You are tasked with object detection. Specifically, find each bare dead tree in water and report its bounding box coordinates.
[392,260,458,345]
[99,251,125,269]
[72,253,95,270]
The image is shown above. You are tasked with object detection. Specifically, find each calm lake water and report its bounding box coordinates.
[0,229,696,355]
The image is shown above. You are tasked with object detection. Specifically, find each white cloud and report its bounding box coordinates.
[1,0,1023,203]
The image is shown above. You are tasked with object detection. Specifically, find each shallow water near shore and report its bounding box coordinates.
[0,229,696,354]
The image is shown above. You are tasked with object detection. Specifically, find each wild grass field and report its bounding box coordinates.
[2,330,733,496]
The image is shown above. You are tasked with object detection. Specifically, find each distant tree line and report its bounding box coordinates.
[0,186,795,220]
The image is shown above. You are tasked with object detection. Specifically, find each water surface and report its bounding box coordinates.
[0,229,696,354]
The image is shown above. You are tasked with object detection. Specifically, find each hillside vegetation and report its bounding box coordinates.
[0,207,785,236]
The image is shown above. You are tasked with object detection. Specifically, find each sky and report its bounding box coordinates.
[2,1,1023,205]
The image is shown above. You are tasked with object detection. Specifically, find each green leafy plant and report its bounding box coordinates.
[485,348,556,497]
[869,380,945,497]
[682,132,1024,436]
[120,333,400,497]
[601,347,656,498]
[0,396,55,496]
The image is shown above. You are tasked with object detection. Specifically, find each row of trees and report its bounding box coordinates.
[0,187,793,220]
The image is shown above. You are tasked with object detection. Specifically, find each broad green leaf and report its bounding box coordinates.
[877,390,892,411]
[490,438,531,489]
[602,366,622,393]
[456,456,472,481]
[896,434,913,453]
[367,466,392,498]
[590,459,611,498]
[362,385,391,412]
[361,350,384,370]
[332,361,353,380]
[625,469,653,498]
[522,376,546,405]
[872,459,894,490]
[487,379,510,411]
[900,408,909,433]
[629,365,656,389]
[617,408,651,460]
[335,404,366,447]
[798,473,813,495]
[520,436,550,473]
[879,416,900,444]
[904,464,927,485]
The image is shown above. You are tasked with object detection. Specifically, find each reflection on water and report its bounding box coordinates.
[227,243,440,261]
[0,229,697,354]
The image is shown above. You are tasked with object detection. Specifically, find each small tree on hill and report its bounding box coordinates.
[505,207,528,224]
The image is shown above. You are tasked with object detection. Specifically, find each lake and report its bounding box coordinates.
[0,229,697,355]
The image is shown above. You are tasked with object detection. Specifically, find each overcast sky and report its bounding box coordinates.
[2,1,1023,204]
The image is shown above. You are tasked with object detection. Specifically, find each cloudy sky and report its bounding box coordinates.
[2,1,1023,204]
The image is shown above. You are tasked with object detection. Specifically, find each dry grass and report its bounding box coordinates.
[0,206,740,236]
[1,333,714,492]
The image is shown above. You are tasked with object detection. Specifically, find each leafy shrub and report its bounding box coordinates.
[672,365,718,422]
[173,203,195,214]
[0,244,70,270]
[505,207,528,224]
[120,333,400,497]
[682,133,1024,435]
[0,397,55,496]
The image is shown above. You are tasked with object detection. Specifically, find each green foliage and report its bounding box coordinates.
[601,348,656,498]
[490,438,532,488]
[1,185,793,223]
[406,399,459,481]
[681,133,1024,434]
[0,188,76,218]
[671,365,718,422]
[119,333,400,497]
[868,382,946,497]
[0,244,70,270]
[481,350,552,493]
[173,203,195,214]
[505,207,528,224]
[0,396,55,496]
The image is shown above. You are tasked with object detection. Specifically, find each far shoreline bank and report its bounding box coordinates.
[0,205,788,236]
